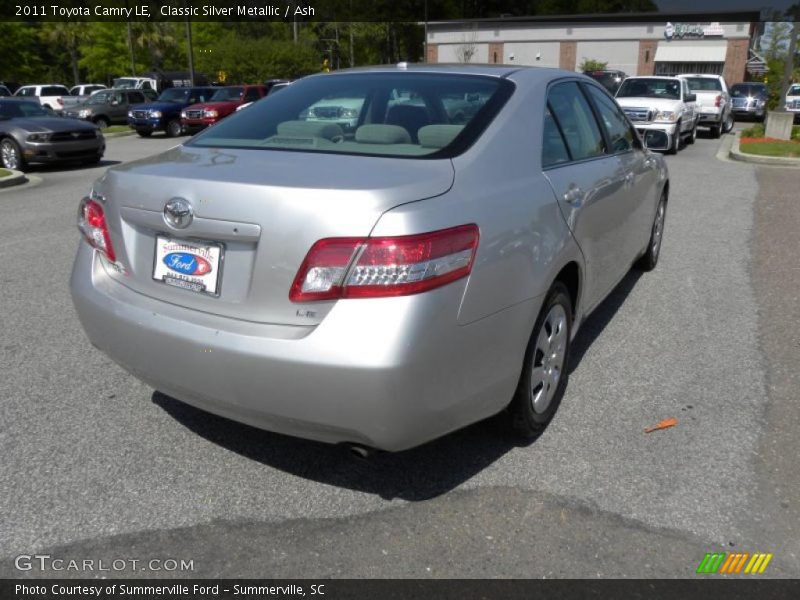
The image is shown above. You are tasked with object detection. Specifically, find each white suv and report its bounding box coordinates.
[785,84,800,123]
[14,84,71,111]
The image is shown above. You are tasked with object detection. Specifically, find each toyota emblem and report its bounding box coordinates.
[163,198,193,229]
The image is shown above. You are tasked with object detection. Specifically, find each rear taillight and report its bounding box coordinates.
[77,197,116,262]
[290,224,479,302]
[56,97,63,106]
[715,95,722,107]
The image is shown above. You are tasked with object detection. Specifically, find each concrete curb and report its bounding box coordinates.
[103,130,137,139]
[729,131,800,167]
[0,169,28,189]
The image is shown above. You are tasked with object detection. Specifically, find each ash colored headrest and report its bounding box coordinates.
[277,120,344,141]
[355,124,412,144]
[417,124,465,148]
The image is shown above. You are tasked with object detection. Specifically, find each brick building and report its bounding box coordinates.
[425,11,764,85]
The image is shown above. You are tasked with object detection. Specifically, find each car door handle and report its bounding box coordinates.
[563,185,584,204]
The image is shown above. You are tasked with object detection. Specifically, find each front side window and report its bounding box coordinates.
[87,91,112,105]
[585,85,635,154]
[42,86,69,96]
[128,92,146,103]
[547,81,606,161]
[188,73,512,158]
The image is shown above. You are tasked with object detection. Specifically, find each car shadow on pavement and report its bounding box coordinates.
[568,268,643,373]
[24,159,120,173]
[153,390,520,502]
[152,268,643,502]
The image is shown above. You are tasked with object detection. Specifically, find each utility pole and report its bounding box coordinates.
[126,0,136,74]
[779,19,797,112]
[185,16,196,86]
[424,0,428,63]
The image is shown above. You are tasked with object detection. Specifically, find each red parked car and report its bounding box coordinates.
[180,85,267,133]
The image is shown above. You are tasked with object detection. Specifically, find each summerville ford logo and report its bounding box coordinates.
[163,252,212,276]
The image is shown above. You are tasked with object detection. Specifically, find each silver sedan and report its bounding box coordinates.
[70,65,669,452]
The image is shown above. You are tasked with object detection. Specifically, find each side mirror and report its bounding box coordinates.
[686,93,696,102]
[643,130,670,151]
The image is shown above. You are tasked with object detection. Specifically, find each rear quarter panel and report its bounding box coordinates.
[371,70,582,327]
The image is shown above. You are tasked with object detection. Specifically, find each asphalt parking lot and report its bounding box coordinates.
[1,126,798,578]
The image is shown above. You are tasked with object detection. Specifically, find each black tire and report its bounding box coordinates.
[686,121,698,145]
[723,111,735,134]
[0,137,26,171]
[82,156,102,166]
[666,124,680,154]
[508,282,573,441]
[136,129,152,137]
[166,119,182,138]
[711,122,722,138]
[636,192,667,272]
[93,117,109,129]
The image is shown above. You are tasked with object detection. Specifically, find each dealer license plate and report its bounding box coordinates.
[152,236,223,296]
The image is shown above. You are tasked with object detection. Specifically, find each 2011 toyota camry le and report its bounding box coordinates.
[70,65,669,452]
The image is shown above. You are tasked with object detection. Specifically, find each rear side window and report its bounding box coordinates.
[188,73,513,158]
[42,86,68,96]
[16,87,35,97]
[584,85,636,154]
[547,82,606,161]
[128,91,146,103]
[542,106,571,167]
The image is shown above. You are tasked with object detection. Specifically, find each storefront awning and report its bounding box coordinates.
[655,44,727,63]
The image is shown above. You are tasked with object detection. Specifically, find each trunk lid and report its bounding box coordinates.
[97,144,454,326]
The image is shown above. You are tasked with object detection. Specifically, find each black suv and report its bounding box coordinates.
[585,70,628,95]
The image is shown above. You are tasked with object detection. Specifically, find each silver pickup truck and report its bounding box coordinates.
[678,74,733,138]
[59,85,107,112]
[615,76,699,154]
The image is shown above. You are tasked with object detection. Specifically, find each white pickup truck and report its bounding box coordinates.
[615,76,699,154]
[677,74,733,138]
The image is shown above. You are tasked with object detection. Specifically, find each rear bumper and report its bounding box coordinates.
[696,108,724,125]
[70,243,536,451]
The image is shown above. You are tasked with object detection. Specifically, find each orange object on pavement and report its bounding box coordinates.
[644,417,678,433]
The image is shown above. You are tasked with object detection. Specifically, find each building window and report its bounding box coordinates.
[655,62,724,76]
[493,51,498,63]
[645,49,650,62]
[737,23,744,32]
[647,25,654,33]
[566,27,573,35]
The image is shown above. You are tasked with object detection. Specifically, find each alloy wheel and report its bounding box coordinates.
[530,304,568,414]
[1,140,19,170]
[651,199,666,259]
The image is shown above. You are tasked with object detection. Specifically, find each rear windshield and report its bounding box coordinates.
[788,85,800,96]
[683,77,723,92]
[188,72,512,158]
[617,78,681,100]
